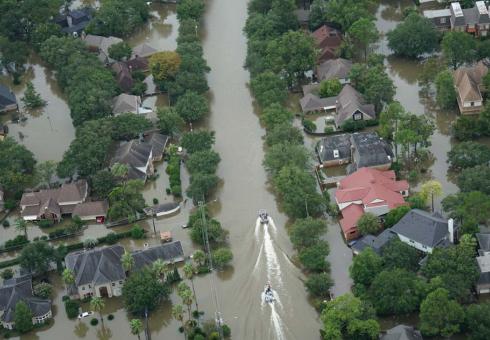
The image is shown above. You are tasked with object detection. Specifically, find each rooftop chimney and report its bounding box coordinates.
[448,218,455,243]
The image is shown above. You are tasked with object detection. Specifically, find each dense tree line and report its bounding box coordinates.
[245,0,331,304]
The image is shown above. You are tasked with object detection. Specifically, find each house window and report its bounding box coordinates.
[82,286,85,290]
[440,17,446,24]
[112,282,115,287]
[88,284,91,288]
[119,280,123,284]
[409,240,414,243]
[353,113,362,120]
[422,245,427,249]
[471,101,475,106]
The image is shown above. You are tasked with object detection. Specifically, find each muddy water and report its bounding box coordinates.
[375,0,459,211]
[0,56,75,162]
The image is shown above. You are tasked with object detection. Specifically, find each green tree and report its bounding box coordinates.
[349,248,382,290]
[149,51,181,82]
[378,101,406,158]
[325,0,374,31]
[260,103,294,130]
[121,250,135,274]
[348,18,379,61]
[183,263,199,315]
[33,282,53,299]
[130,319,144,340]
[250,71,288,107]
[263,143,310,176]
[273,166,325,218]
[435,70,457,109]
[14,301,33,333]
[212,247,233,269]
[381,238,421,272]
[108,42,132,61]
[298,241,329,272]
[420,180,443,212]
[90,297,105,326]
[318,78,342,98]
[189,216,227,245]
[171,304,186,336]
[91,170,117,199]
[309,0,328,30]
[181,130,215,154]
[349,63,395,111]
[442,31,477,69]
[387,13,439,58]
[122,267,170,315]
[466,303,490,340]
[419,288,464,337]
[176,0,205,21]
[157,108,185,137]
[187,173,219,201]
[356,213,381,236]
[443,191,490,225]
[35,160,57,188]
[305,272,333,298]
[290,217,327,250]
[175,91,209,122]
[265,124,304,146]
[62,268,75,291]
[193,250,206,267]
[0,39,29,76]
[15,218,28,238]
[383,205,410,228]
[30,22,62,52]
[458,165,490,194]
[0,138,36,196]
[321,293,379,340]
[266,31,316,87]
[110,113,152,141]
[19,241,54,274]
[152,259,169,281]
[86,0,150,37]
[108,180,145,221]
[177,18,200,44]
[186,150,221,174]
[448,141,490,169]
[21,82,46,109]
[269,0,298,33]
[369,269,425,315]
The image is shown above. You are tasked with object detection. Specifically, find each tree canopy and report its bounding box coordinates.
[447,141,490,169]
[175,91,209,122]
[14,301,33,333]
[19,241,55,274]
[442,31,477,69]
[419,288,464,337]
[356,213,381,236]
[181,130,215,154]
[108,180,146,221]
[435,70,457,109]
[0,137,36,196]
[150,51,181,82]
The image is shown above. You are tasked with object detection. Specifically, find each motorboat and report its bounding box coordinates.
[264,282,275,303]
[258,209,269,224]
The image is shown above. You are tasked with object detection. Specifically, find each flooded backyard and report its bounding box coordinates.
[1,0,482,339]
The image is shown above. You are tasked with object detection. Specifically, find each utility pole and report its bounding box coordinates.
[198,200,224,340]
[151,208,157,235]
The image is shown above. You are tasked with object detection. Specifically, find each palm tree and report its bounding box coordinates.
[62,268,75,293]
[183,263,199,316]
[192,250,206,268]
[177,282,193,322]
[152,259,168,281]
[90,296,105,326]
[121,250,135,275]
[130,319,143,340]
[15,218,28,238]
[172,304,186,339]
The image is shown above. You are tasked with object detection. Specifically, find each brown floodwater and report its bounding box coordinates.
[0,56,75,162]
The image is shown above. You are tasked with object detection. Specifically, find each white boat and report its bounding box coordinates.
[258,209,269,224]
[264,283,275,303]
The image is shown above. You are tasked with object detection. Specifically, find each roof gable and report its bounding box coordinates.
[391,209,449,247]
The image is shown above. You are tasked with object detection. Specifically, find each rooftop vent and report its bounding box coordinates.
[333,149,340,158]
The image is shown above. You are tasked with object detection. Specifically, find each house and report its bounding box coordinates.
[312,25,342,62]
[316,134,352,167]
[335,84,375,128]
[131,43,157,59]
[144,132,169,162]
[380,325,423,340]
[125,56,149,72]
[0,275,52,330]
[111,140,154,180]
[335,168,409,240]
[72,201,108,223]
[82,34,123,64]
[315,58,352,83]
[453,61,488,114]
[112,93,142,115]
[476,233,490,256]
[65,242,184,299]
[424,2,490,36]
[20,180,89,222]
[316,132,393,171]
[391,210,455,253]
[300,93,336,114]
[351,229,396,255]
[423,8,452,31]
[476,253,490,294]
[112,62,134,93]
[54,8,92,35]
[0,84,18,112]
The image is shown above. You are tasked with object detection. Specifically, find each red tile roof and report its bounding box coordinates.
[312,25,342,62]
[339,204,364,235]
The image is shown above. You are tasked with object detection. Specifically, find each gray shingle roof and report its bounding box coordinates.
[132,241,185,268]
[0,275,51,323]
[300,93,336,113]
[144,133,169,160]
[317,134,352,163]
[112,140,152,169]
[351,132,393,169]
[316,58,352,81]
[0,84,17,110]
[380,325,423,340]
[477,233,490,254]
[352,229,396,255]
[391,209,449,248]
[335,84,375,127]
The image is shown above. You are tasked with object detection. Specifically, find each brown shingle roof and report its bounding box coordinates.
[72,201,108,218]
[316,58,352,81]
[454,61,488,103]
